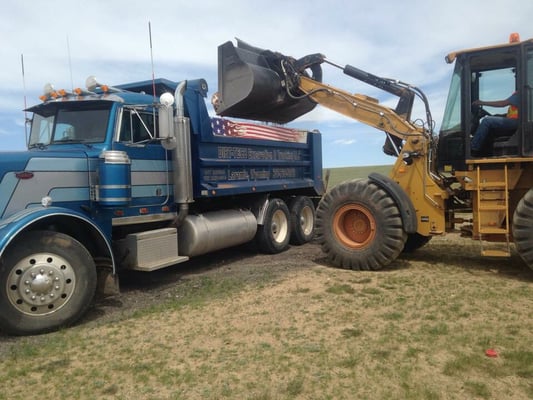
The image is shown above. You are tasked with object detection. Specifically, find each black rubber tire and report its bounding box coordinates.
[0,231,97,335]
[402,233,431,253]
[512,189,533,270]
[289,196,316,245]
[256,198,291,254]
[316,179,407,270]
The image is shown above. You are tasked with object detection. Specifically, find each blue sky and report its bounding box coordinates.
[2,0,533,167]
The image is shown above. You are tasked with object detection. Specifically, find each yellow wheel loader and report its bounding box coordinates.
[215,35,533,271]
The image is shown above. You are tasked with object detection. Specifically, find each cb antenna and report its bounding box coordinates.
[21,54,29,144]
[148,21,158,137]
[67,35,74,91]
[148,21,156,101]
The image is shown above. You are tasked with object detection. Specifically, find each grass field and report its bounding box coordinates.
[0,166,531,400]
[324,164,392,189]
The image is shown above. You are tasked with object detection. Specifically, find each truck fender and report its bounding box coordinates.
[0,207,115,273]
[253,196,270,225]
[368,172,417,234]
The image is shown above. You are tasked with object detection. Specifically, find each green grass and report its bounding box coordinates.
[324,164,392,189]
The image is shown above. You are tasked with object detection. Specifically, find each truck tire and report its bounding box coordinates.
[256,198,291,254]
[512,189,533,270]
[316,179,406,270]
[289,196,316,245]
[0,230,97,335]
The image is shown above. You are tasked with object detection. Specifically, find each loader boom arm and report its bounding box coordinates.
[298,76,425,139]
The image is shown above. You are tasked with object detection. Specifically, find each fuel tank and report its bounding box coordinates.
[214,39,321,124]
[178,209,257,257]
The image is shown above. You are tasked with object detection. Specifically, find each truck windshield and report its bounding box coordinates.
[29,102,111,147]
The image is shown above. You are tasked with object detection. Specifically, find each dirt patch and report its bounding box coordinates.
[84,233,530,328]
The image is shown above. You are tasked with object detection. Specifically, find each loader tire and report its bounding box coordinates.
[289,196,316,245]
[316,179,406,270]
[0,231,97,335]
[402,233,431,253]
[512,188,533,270]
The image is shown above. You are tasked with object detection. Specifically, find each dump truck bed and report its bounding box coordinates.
[191,117,323,198]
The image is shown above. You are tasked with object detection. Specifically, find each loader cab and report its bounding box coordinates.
[437,36,533,172]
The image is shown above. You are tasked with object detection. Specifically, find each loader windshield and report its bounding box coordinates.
[441,64,463,132]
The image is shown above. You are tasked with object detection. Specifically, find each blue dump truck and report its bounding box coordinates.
[0,75,323,335]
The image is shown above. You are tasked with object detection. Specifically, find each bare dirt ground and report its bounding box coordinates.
[83,233,531,328]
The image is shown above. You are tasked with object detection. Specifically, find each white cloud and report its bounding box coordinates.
[333,139,357,145]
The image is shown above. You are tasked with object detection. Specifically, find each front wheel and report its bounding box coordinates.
[316,179,406,270]
[0,231,97,335]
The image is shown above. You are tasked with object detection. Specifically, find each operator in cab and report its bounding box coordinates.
[470,91,519,156]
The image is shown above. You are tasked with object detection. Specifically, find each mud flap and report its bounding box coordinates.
[214,40,321,124]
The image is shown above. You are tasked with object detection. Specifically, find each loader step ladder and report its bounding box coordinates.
[475,164,511,257]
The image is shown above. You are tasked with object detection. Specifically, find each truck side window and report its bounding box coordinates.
[119,109,157,143]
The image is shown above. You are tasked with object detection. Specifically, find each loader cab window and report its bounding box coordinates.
[472,67,516,114]
[119,108,157,143]
[441,65,463,132]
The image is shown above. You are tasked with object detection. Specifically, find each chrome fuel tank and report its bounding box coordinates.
[178,209,257,257]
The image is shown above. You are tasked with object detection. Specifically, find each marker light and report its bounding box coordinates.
[509,32,520,43]
[160,92,175,107]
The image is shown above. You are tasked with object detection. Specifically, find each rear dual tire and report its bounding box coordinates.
[256,196,316,254]
[256,198,291,254]
[289,196,316,245]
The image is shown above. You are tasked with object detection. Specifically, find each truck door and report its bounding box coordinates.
[113,107,172,207]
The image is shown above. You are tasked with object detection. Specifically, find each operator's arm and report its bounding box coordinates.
[473,92,517,108]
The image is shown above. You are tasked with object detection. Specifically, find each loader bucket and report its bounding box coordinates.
[214,40,320,124]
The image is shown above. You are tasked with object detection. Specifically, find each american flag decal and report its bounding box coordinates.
[211,118,307,143]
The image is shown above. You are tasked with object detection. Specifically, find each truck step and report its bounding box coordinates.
[131,256,190,271]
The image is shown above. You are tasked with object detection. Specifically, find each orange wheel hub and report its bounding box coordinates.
[332,204,376,249]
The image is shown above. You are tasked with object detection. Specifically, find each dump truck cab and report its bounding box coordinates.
[437,35,533,171]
